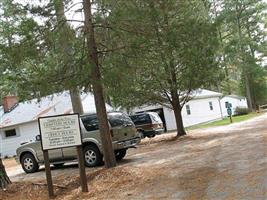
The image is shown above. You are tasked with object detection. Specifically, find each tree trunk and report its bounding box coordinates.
[53,0,84,115]
[83,0,116,168]
[70,87,84,114]
[214,0,231,95]
[223,61,231,95]
[0,158,11,189]
[171,91,186,137]
[235,5,253,111]
[244,73,253,111]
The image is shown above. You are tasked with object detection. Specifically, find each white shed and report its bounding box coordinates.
[132,89,224,131]
[220,95,248,117]
[0,91,113,157]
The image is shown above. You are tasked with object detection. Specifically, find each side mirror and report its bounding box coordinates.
[36,135,41,141]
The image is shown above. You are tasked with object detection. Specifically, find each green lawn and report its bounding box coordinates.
[186,112,262,130]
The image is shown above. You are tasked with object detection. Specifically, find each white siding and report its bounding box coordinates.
[0,121,39,157]
[220,97,248,117]
[181,97,223,128]
[132,97,223,131]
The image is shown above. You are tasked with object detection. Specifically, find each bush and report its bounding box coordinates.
[234,106,250,116]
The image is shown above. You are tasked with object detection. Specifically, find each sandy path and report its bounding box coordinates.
[4,113,267,199]
[121,113,267,200]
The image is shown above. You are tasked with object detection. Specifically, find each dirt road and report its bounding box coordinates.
[3,113,267,200]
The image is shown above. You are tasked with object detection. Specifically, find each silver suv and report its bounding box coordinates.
[16,112,141,173]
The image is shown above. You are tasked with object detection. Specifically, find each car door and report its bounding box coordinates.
[62,115,100,159]
[35,139,64,162]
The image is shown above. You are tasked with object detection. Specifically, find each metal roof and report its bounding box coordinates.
[223,94,246,100]
[191,89,223,99]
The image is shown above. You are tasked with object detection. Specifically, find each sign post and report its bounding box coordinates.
[226,102,233,123]
[43,150,54,198]
[77,145,88,192]
[38,114,88,198]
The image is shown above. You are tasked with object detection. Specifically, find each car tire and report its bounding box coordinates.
[21,153,39,173]
[53,163,64,168]
[115,149,127,161]
[83,145,102,167]
[139,131,145,139]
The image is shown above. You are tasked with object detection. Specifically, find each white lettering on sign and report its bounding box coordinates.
[39,114,82,150]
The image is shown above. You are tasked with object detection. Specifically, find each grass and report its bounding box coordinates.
[186,112,262,130]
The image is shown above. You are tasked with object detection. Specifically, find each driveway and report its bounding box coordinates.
[4,113,267,200]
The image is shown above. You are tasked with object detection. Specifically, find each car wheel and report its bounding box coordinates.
[21,153,39,173]
[83,145,102,167]
[138,131,145,139]
[53,163,64,168]
[115,149,127,161]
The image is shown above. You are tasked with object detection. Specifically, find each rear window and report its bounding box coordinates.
[108,113,134,127]
[149,112,162,123]
[81,115,99,131]
[130,114,152,125]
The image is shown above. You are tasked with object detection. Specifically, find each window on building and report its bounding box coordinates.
[5,129,17,138]
[186,105,191,115]
[209,102,213,110]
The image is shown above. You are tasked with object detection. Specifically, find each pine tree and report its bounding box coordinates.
[100,0,220,136]
[210,0,267,109]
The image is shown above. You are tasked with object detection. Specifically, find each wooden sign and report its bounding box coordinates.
[39,114,82,150]
[38,114,88,198]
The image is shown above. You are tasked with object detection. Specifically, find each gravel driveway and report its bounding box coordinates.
[5,113,267,200]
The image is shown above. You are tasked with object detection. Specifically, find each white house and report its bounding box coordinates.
[0,91,113,157]
[132,89,224,131]
[220,95,248,117]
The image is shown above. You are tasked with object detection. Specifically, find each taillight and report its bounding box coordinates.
[150,124,159,129]
[110,129,114,137]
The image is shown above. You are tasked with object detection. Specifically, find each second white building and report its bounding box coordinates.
[132,89,248,131]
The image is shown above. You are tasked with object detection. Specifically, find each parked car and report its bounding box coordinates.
[16,112,141,173]
[130,112,164,138]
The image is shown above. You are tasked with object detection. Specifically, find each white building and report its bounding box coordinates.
[132,89,248,132]
[0,89,248,157]
[0,92,113,157]
[220,95,248,117]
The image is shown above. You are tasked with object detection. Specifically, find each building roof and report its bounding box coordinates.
[0,91,113,128]
[222,94,246,100]
[191,89,223,99]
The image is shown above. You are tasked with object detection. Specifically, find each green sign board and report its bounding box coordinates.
[227,108,232,116]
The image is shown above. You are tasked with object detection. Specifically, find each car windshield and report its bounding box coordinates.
[130,113,152,125]
[108,113,134,127]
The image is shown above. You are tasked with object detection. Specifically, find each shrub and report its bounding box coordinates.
[234,106,250,116]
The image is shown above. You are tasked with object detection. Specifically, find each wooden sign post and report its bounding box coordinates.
[226,102,233,123]
[43,150,54,198]
[77,145,88,192]
[38,114,88,198]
